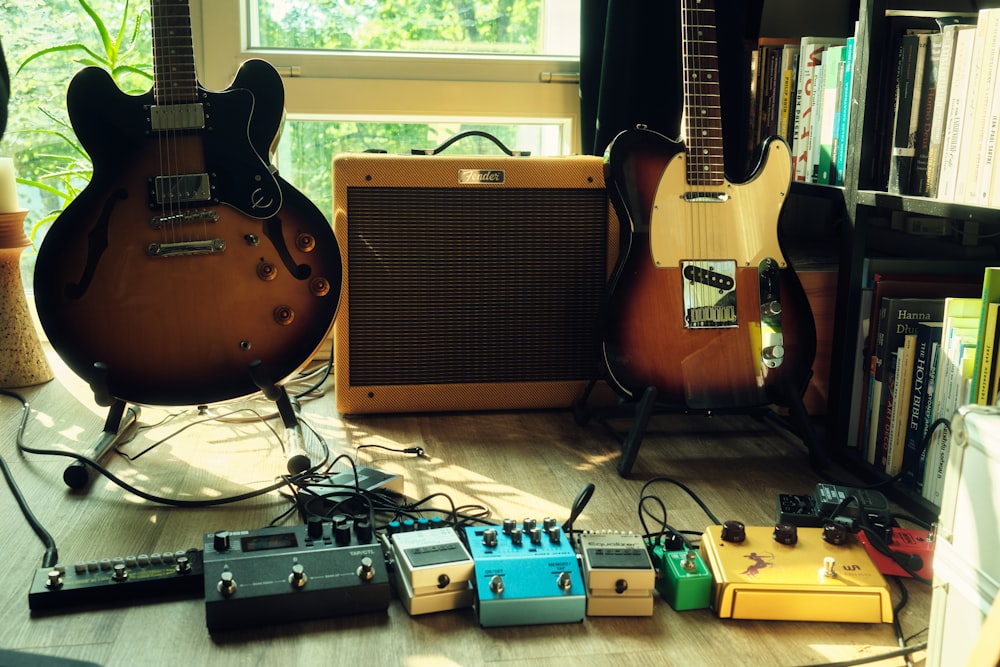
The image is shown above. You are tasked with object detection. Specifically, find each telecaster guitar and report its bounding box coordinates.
[33,0,341,406]
[601,0,815,410]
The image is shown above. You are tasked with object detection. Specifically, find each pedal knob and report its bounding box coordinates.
[482,529,498,548]
[489,575,504,594]
[528,527,542,545]
[213,531,231,552]
[356,557,375,581]
[502,519,516,535]
[721,520,746,543]
[523,518,537,532]
[509,528,523,546]
[547,526,562,544]
[773,522,798,545]
[217,570,237,597]
[354,519,373,544]
[289,563,307,589]
[334,522,352,546]
[557,571,573,591]
[822,522,849,545]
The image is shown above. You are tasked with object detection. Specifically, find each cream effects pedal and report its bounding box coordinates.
[387,526,475,615]
[577,532,656,616]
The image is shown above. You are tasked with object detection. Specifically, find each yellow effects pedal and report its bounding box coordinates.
[700,522,893,623]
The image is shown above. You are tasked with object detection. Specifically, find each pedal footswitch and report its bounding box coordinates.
[578,532,655,616]
[203,520,389,632]
[464,518,585,627]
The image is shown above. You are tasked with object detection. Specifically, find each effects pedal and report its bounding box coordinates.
[463,519,585,627]
[202,519,389,632]
[387,525,475,615]
[28,548,203,612]
[650,546,712,611]
[857,527,934,580]
[577,532,655,616]
[700,521,893,623]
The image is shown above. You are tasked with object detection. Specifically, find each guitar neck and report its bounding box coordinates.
[680,0,724,186]
[151,0,199,105]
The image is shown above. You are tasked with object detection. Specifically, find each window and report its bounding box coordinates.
[194,0,582,217]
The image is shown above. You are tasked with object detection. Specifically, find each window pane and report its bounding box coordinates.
[275,119,566,220]
[249,0,579,57]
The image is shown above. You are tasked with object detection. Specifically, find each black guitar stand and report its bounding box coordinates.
[573,372,827,478]
[67,360,313,491]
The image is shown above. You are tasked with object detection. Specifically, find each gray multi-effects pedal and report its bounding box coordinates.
[202,518,390,632]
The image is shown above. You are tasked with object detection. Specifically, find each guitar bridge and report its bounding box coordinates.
[682,260,737,329]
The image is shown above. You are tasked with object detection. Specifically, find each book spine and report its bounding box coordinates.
[909,32,941,196]
[834,37,855,186]
[937,25,977,201]
[888,34,923,195]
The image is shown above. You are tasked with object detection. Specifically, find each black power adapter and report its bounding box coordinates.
[777,483,892,541]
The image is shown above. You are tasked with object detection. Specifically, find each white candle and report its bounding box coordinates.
[0,157,19,213]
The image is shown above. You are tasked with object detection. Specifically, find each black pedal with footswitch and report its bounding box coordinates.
[28,548,203,612]
[202,519,390,632]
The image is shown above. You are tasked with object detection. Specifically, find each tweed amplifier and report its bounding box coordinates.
[331,152,617,415]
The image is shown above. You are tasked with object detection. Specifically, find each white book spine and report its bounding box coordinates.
[956,9,1000,204]
[937,26,977,201]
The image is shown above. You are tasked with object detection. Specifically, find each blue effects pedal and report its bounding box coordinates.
[464,519,586,627]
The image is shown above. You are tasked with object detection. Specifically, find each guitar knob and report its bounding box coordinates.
[309,277,331,297]
[273,306,295,326]
[256,261,278,281]
[763,345,785,360]
[295,232,316,253]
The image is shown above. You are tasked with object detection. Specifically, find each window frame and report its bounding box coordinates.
[191,0,583,154]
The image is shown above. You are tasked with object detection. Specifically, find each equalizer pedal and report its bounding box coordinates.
[387,526,475,615]
[203,519,390,632]
[700,521,893,623]
[577,532,655,616]
[464,519,585,627]
[28,548,203,612]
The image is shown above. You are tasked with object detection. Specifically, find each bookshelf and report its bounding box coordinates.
[825,0,1000,521]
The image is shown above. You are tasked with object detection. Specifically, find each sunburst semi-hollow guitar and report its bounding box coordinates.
[601,0,815,411]
[33,0,341,406]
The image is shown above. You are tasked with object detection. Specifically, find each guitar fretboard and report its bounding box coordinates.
[680,0,724,186]
[151,0,198,105]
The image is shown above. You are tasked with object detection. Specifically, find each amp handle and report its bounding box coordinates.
[410,130,530,156]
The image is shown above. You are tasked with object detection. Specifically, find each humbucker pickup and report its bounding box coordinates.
[151,174,212,206]
[149,103,205,132]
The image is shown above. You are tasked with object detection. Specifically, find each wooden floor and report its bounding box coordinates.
[0,348,931,666]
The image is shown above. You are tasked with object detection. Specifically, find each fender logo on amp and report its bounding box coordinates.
[458,169,504,184]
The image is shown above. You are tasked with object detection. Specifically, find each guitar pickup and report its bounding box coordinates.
[149,103,205,131]
[150,173,212,206]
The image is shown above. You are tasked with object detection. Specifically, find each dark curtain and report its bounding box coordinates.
[580,0,764,178]
[0,37,8,141]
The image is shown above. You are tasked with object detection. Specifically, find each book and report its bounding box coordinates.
[887,333,918,476]
[970,266,1000,403]
[887,33,928,194]
[908,31,941,196]
[923,297,981,503]
[902,320,944,490]
[778,44,800,143]
[818,44,845,185]
[936,24,978,201]
[792,37,846,182]
[926,24,976,198]
[833,36,855,187]
[868,297,948,469]
[955,8,1000,204]
[976,302,1000,404]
